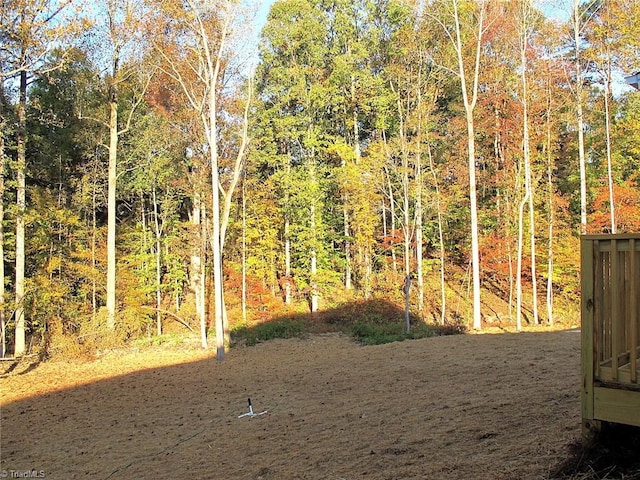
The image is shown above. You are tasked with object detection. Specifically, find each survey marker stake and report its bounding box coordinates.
[238,397,268,418]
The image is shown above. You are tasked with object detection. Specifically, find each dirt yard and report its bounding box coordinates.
[1,330,582,480]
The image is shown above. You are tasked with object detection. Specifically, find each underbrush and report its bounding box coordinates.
[350,321,466,345]
[230,297,467,347]
[231,319,308,346]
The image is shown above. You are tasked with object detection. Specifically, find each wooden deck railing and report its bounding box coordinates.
[586,235,640,385]
[582,234,640,439]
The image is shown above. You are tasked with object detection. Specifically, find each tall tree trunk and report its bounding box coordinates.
[382,196,387,240]
[152,186,162,336]
[285,218,292,304]
[415,164,424,319]
[343,207,351,290]
[310,237,318,312]
[363,247,372,299]
[0,98,5,358]
[462,82,482,330]
[452,0,485,330]
[241,177,247,323]
[415,78,424,320]
[343,181,352,290]
[603,63,616,233]
[14,69,27,356]
[200,203,207,348]
[402,160,410,281]
[106,93,118,330]
[309,158,319,313]
[507,213,514,321]
[393,88,411,280]
[427,138,447,325]
[573,0,588,234]
[191,194,207,349]
[516,171,527,332]
[395,91,412,333]
[526,165,539,326]
[519,3,539,325]
[546,86,555,325]
[208,79,225,362]
[91,163,98,322]
[284,156,292,304]
[105,1,121,331]
[385,165,398,272]
[343,75,361,292]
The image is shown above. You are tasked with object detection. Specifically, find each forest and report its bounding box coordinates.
[0,0,639,359]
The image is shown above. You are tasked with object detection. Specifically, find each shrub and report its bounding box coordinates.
[231,319,307,346]
[351,321,466,346]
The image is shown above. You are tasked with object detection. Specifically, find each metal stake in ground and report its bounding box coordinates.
[238,398,268,418]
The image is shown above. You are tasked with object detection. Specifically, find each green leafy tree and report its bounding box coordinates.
[1,0,88,355]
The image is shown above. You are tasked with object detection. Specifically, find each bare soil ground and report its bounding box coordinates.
[1,330,582,480]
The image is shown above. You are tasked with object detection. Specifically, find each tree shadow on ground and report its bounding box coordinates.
[1,327,582,480]
[0,354,44,378]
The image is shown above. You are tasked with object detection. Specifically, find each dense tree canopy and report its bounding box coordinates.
[1,0,639,356]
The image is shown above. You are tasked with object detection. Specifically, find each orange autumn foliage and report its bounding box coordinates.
[589,180,640,233]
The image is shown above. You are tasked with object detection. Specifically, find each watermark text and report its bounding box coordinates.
[0,470,46,479]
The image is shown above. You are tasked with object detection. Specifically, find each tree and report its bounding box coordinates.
[152,0,251,359]
[256,0,332,313]
[570,0,595,234]
[1,0,86,355]
[585,0,640,233]
[515,0,540,329]
[103,0,151,331]
[589,0,617,233]
[0,83,6,357]
[121,108,188,336]
[24,47,106,344]
[427,0,494,330]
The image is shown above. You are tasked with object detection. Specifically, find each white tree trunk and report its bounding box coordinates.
[285,218,292,304]
[344,207,352,289]
[386,166,398,272]
[0,114,5,358]
[199,203,207,348]
[241,179,247,323]
[604,69,616,233]
[427,139,447,325]
[284,157,292,304]
[452,0,485,330]
[519,2,539,325]
[397,96,411,279]
[415,167,424,319]
[310,161,319,313]
[152,186,163,336]
[574,0,588,234]
[14,70,27,356]
[91,165,98,322]
[106,98,118,330]
[190,195,207,349]
[415,80,424,319]
[211,119,225,361]
[546,99,555,325]
[516,183,527,332]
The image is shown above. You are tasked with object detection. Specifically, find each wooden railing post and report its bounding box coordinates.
[630,239,638,384]
[611,239,620,381]
[581,236,600,444]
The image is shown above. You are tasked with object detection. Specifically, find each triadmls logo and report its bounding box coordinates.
[0,470,46,479]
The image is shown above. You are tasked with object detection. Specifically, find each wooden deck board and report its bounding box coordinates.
[594,386,640,427]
